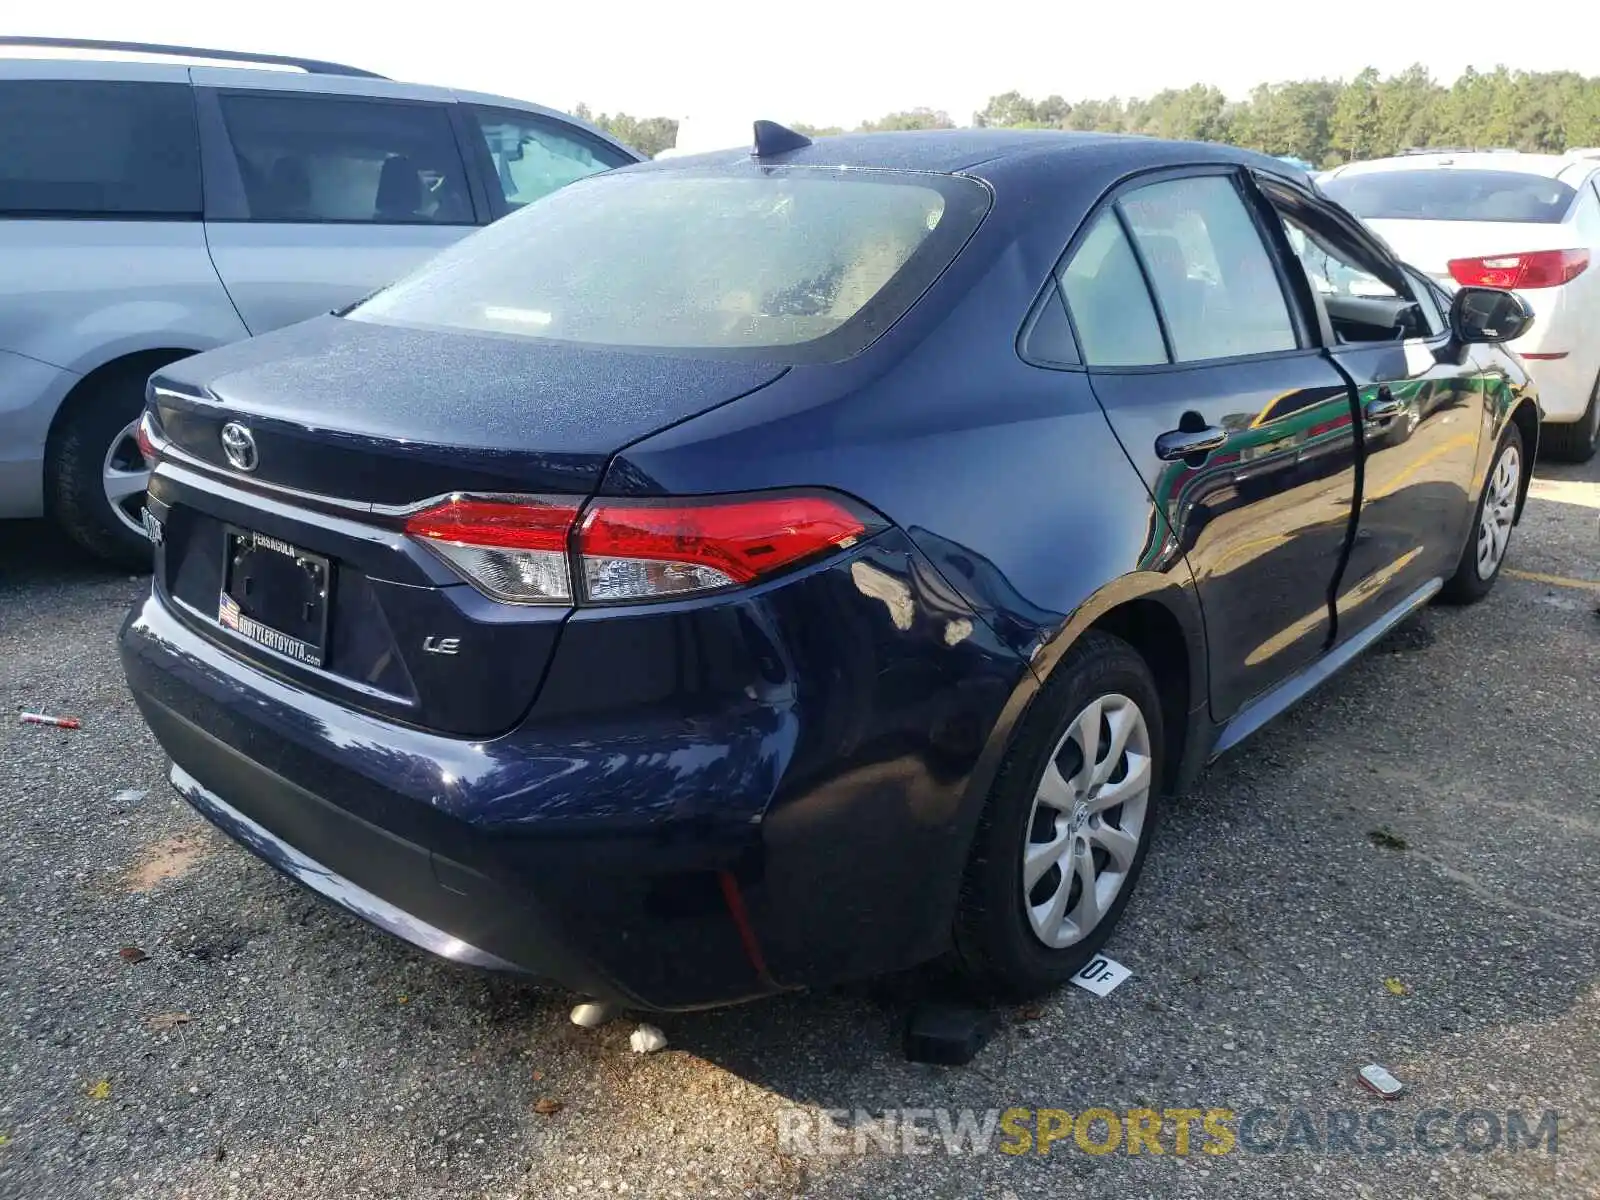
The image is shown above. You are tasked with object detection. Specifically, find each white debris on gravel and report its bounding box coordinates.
[629,1024,667,1054]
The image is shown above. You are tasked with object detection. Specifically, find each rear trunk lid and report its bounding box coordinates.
[146,316,787,736]
[151,315,787,500]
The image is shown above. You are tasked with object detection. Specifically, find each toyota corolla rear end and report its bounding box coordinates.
[119,157,1019,1010]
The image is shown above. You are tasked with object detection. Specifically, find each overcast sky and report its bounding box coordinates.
[12,0,1597,130]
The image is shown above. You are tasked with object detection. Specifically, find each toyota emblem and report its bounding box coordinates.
[220,422,258,473]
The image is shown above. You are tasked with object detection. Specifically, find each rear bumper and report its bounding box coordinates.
[126,632,650,1003]
[170,763,522,973]
[1508,287,1595,423]
[1518,351,1595,423]
[120,529,1028,1009]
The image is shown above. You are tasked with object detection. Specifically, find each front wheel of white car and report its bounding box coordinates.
[1440,423,1524,605]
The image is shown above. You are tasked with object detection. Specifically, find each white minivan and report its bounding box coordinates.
[0,36,638,563]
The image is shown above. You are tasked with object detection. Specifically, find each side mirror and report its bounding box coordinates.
[1450,286,1534,344]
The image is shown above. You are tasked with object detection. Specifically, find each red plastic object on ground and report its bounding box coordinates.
[19,712,81,730]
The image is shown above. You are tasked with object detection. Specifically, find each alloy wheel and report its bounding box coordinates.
[1475,442,1520,581]
[102,418,152,537]
[1021,693,1153,950]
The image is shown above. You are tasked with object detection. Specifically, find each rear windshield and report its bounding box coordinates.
[1323,169,1577,224]
[349,165,990,361]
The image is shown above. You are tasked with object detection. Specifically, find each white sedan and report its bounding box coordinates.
[1321,150,1600,461]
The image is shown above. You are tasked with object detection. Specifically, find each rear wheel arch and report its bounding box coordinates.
[1004,576,1207,800]
[950,607,1188,998]
[44,347,198,565]
[45,347,198,450]
[1083,597,1194,795]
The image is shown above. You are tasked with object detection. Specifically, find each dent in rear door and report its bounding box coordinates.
[193,82,482,334]
[1090,358,1357,717]
[1066,172,1360,721]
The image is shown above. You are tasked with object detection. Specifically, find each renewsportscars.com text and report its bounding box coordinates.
[777,1106,1561,1157]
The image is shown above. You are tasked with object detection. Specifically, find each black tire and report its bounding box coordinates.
[952,631,1165,1000]
[1440,422,1524,605]
[45,368,154,570]
[1538,375,1600,464]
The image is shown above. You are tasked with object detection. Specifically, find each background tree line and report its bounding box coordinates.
[577,65,1600,164]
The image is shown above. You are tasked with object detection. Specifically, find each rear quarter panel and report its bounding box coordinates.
[0,220,247,373]
[0,218,249,515]
[0,350,75,516]
[602,158,1210,959]
[607,156,1202,675]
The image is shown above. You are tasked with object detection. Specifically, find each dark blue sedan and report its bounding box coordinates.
[121,125,1539,1010]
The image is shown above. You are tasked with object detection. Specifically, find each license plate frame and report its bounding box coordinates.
[218,527,332,669]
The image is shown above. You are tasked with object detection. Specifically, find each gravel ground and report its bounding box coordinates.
[2,453,1598,1200]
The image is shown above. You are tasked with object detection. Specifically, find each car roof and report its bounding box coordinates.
[632,127,1308,184]
[2,48,475,103]
[0,45,637,160]
[0,39,385,80]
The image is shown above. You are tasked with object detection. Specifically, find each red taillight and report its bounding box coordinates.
[402,491,875,605]
[404,495,579,551]
[404,496,582,604]
[135,411,159,463]
[579,495,869,602]
[1447,249,1589,290]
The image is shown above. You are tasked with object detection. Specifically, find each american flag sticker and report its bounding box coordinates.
[218,593,241,631]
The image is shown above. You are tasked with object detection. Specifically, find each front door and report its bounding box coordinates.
[1261,184,1487,640]
[1059,170,1360,719]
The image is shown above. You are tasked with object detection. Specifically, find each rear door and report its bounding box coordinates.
[1063,168,1360,720]
[1258,178,1486,641]
[195,78,483,334]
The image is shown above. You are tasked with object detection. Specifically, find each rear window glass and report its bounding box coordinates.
[220,94,472,224]
[349,166,990,361]
[1323,170,1577,224]
[0,80,200,217]
[1060,212,1167,367]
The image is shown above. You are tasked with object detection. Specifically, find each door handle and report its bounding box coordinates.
[1365,387,1404,422]
[1155,425,1228,462]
